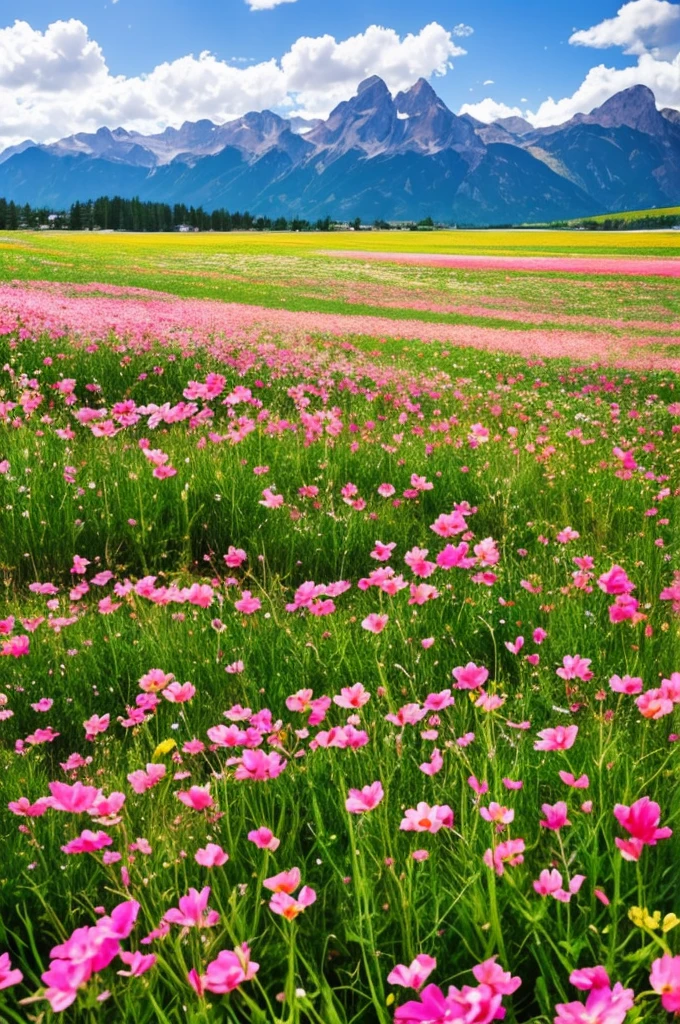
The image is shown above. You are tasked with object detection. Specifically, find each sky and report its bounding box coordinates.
[1,0,679,148]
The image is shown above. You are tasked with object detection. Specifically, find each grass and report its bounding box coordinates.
[0,234,679,1022]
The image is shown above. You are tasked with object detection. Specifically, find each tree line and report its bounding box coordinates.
[0,196,334,232]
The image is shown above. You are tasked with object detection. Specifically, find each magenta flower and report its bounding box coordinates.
[269,887,316,920]
[176,785,214,811]
[613,796,672,861]
[194,843,229,867]
[49,781,100,813]
[400,802,453,834]
[0,952,23,990]
[483,838,525,876]
[247,827,280,851]
[388,954,437,990]
[650,954,680,1013]
[190,943,259,995]
[452,662,489,690]
[540,801,571,831]
[127,763,166,794]
[362,612,388,634]
[534,725,578,752]
[117,951,156,978]
[62,829,113,855]
[554,982,634,1024]
[164,887,220,929]
[556,655,593,682]
[345,781,385,813]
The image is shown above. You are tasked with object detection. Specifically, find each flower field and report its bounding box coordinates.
[1,233,680,1023]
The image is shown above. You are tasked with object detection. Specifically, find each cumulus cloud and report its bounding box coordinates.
[459,98,527,122]
[246,0,298,9]
[530,51,680,125]
[453,24,474,37]
[569,0,680,59]
[461,0,680,127]
[0,18,467,148]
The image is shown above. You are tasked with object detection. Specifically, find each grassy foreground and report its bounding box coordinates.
[0,237,679,1023]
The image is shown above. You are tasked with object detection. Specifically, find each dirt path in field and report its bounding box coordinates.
[321,250,680,278]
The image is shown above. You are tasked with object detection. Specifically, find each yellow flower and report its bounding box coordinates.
[628,906,661,930]
[152,738,177,761]
[663,913,680,934]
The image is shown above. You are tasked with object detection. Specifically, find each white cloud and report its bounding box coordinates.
[453,23,474,37]
[530,51,680,125]
[569,0,680,59]
[0,18,467,148]
[459,97,527,123]
[246,0,298,9]
[482,78,494,85]
[462,0,680,128]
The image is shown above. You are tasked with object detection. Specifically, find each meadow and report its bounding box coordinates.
[0,229,679,1023]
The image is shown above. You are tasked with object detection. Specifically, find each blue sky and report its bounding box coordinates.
[1,0,679,146]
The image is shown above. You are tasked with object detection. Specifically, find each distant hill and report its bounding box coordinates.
[1,78,679,226]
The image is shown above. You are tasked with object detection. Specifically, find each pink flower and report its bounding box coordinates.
[597,565,635,596]
[377,483,395,498]
[334,683,370,709]
[259,487,283,508]
[117,951,156,978]
[62,830,113,854]
[556,655,593,682]
[247,827,280,851]
[345,781,384,813]
[49,780,100,813]
[264,868,301,893]
[472,957,522,997]
[420,749,443,776]
[480,802,514,825]
[559,771,589,789]
[554,983,634,1024]
[400,802,454,833]
[609,674,643,694]
[162,681,196,703]
[452,662,489,690]
[269,887,316,920]
[83,713,110,741]
[193,943,259,995]
[387,954,437,990]
[505,636,524,655]
[1,634,29,657]
[430,511,467,538]
[483,838,525,876]
[223,546,247,568]
[534,725,578,752]
[176,785,214,811]
[127,764,166,794]
[234,590,261,614]
[362,613,388,634]
[540,801,571,830]
[234,749,287,781]
[436,542,475,569]
[371,540,396,561]
[569,966,610,991]
[613,796,672,860]
[0,952,23,990]
[195,843,229,867]
[164,887,220,929]
[650,954,680,1013]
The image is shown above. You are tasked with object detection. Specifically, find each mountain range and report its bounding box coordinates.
[1,77,679,225]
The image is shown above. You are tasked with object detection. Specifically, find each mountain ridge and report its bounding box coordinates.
[1,78,679,225]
